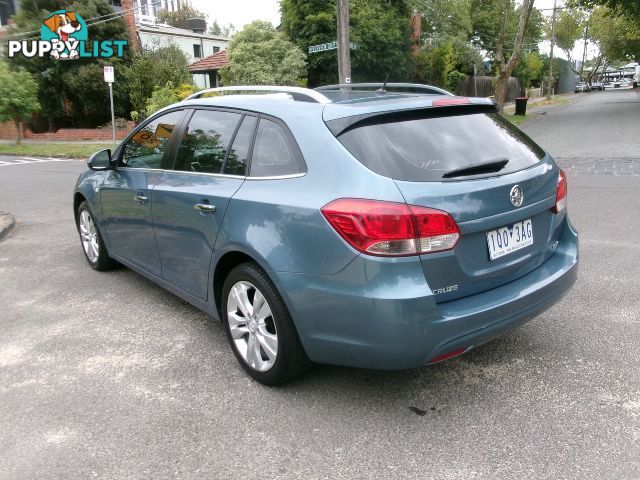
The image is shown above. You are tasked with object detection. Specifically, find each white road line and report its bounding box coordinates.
[0,157,77,167]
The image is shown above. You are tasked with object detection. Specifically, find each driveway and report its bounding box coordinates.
[0,89,639,479]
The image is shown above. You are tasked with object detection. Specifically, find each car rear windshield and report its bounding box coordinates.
[334,110,546,182]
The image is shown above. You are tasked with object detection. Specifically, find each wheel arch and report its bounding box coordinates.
[73,192,86,225]
[212,251,257,320]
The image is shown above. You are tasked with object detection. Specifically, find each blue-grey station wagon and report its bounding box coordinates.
[73,84,579,385]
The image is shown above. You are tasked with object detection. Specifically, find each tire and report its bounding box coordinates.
[76,201,118,271]
[222,262,309,385]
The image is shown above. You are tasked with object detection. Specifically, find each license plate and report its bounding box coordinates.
[486,219,533,261]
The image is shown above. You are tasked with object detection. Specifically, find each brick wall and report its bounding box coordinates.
[120,0,140,52]
[0,121,135,141]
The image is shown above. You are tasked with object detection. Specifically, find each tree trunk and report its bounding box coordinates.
[494,72,510,112]
[14,119,22,146]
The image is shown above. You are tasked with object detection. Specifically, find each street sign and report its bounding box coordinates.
[308,41,357,54]
[103,65,116,149]
[103,65,114,83]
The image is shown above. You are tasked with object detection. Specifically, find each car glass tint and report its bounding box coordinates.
[174,110,242,174]
[250,119,302,177]
[122,110,183,169]
[223,115,257,176]
[336,112,546,182]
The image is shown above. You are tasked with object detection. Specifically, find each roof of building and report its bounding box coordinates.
[137,23,228,42]
[188,50,229,72]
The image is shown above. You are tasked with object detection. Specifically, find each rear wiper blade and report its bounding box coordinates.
[442,158,509,179]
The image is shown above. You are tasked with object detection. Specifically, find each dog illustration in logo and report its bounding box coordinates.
[43,11,82,59]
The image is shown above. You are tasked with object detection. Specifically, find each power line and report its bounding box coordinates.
[2,0,163,40]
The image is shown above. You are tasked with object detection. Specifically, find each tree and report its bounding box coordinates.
[554,8,604,84]
[555,6,639,83]
[513,51,545,90]
[7,0,131,129]
[0,62,41,144]
[220,21,307,86]
[281,0,413,87]
[414,37,482,92]
[156,1,207,29]
[209,20,235,38]
[493,0,536,111]
[144,82,198,117]
[124,44,192,117]
[573,0,640,17]
[589,7,640,63]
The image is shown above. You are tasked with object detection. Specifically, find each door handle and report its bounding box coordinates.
[134,194,148,204]
[194,203,216,213]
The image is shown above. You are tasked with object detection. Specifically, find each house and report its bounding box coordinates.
[188,49,229,88]
[137,21,228,64]
[133,0,182,26]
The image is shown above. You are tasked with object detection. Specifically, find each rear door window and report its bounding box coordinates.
[335,111,546,182]
[223,115,257,176]
[249,118,305,177]
[174,109,242,174]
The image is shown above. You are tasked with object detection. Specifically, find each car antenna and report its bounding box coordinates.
[377,11,418,94]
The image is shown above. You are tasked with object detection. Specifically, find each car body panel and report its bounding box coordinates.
[100,168,163,276]
[152,171,245,300]
[277,218,578,369]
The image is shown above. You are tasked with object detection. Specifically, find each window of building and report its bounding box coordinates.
[213,46,220,54]
[193,44,202,58]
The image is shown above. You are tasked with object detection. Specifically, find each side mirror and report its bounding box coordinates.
[87,149,113,171]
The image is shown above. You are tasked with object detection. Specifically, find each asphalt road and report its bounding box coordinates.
[1,88,639,479]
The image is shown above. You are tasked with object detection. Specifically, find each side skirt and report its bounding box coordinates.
[110,253,220,320]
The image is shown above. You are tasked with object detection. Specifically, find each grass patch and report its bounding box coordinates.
[0,143,112,159]
[502,114,529,125]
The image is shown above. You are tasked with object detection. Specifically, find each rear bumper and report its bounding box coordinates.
[277,218,579,370]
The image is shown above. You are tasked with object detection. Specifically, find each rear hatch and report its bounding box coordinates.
[327,102,564,302]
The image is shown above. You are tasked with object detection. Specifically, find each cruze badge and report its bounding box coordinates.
[510,185,524,207]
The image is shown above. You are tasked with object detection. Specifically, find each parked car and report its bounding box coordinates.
[73,84,579,385]
[575,82,590,93]
[591,81,603,91]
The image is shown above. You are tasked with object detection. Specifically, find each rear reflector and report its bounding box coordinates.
[432,97,471,107]
[552,169,567,214]
[321,199,460,257]
[428,347,467,364]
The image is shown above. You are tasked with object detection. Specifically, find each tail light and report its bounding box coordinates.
[552,169,567,214]
[321,198,460,256]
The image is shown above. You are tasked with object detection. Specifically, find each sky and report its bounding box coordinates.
[190,0,281,31]
[190,0,593,61]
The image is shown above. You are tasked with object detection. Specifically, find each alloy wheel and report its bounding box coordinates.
[79,210,99,263]
[226,281,278,372]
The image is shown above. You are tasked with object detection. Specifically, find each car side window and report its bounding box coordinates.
[173,109,242,174]
[250,118,305,177]
[223,115,257,176]
[121,110,183,169]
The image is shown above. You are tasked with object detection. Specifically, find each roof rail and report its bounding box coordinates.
[184,86,332,104]
[315,83,453,96]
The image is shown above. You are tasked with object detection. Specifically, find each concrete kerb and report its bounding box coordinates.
[0,211,16,241]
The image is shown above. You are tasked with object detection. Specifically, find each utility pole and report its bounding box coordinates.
[547,0,557,100]
[337,0,351,84]
[581,25,589,83]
